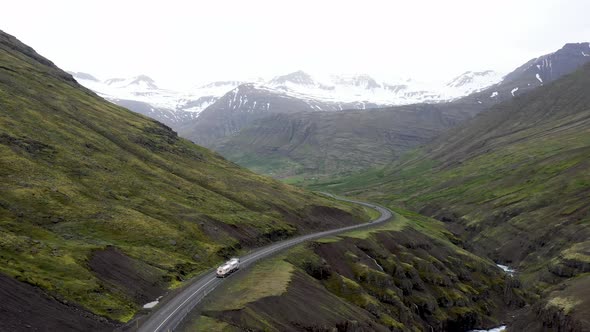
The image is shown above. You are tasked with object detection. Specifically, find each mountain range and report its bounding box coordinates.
[186,58,590,331]
[209,42,590,179]
[70,68,503,131]
[310,60,590,331]
[71,43,590,180]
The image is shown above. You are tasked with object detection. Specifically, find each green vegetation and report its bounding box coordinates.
[511,274,590,331]
[206,256,295,311]
[333,212,406,239]
[213,103,483,179]
[0,31,368,322]
[187,210,523,331]
[308,63,590,329]
[183,316,236,332]
[311,63,590,277]
[546,296,582,314]
[362,205,381,221]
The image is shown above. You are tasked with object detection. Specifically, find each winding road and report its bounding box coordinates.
[136,194,393,332]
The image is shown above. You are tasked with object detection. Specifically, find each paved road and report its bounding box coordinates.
[136,194,393,332]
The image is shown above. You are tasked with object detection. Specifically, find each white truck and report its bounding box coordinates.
[216,258,240,278]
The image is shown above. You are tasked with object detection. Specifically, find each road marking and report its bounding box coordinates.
[142,195,392,332]
[153,277,216,332]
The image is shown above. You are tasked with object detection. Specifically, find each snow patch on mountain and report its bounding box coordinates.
[73,73,241,116]
[266,70,503,106]
[446,70,504,95]
[71,69,504,127]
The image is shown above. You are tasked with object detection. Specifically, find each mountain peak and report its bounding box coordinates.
[103,75,158,90]
[199,80,244,89]
[331,74,381,89]
[269,70,316,86]
[133,74,155,81]
[561,42,590,50]
[104,77,126,85]
[67,71,99,82]
[129,75,158,89]
[501,41,590,88]
[446,70,501,89]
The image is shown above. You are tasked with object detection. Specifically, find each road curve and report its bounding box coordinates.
[136,193,393,332]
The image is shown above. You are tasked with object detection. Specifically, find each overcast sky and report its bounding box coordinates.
[2,0,589,89]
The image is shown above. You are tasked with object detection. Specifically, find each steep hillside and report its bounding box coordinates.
[213,102,483,178]
[312,63,590,330]
[181,209,525,332]
[177,83,379,146]
[204,44,589,180]
[464,42,590,106]
[0,30,367,329]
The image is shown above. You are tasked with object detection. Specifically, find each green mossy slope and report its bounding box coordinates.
[0,30,366,323]
[309,63,590,330]
[186,211,524,331]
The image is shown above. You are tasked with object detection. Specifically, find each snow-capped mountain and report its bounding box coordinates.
[462,42,590,105]
[445,70,505,95]
[70,69,503,130]
[68,71,100,82]
[331,74,382,89]
[179,82,391,146]
[178,83,340,146]
[104,74,159,90]
[265,71,503,106]
[69,72,242,127]
[269,70,318,87]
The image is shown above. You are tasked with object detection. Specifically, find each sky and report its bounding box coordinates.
[2,0,589,89]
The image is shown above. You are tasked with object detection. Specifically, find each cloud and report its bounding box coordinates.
[2,0,589,88]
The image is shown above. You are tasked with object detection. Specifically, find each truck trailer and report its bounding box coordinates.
[216,258,240,278]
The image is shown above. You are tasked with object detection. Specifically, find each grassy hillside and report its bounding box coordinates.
[182,210,525,332]
[214,102,484,180]
[310,63,590,330]
[0,30,367,327]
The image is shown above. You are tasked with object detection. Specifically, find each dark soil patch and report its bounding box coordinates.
[313,241,358,279]
[286,205,359,233]
[0,133,56,158]
[88,246,165,305]
[0,273,118,332]
[204,216,275,248]
[200,204,361,258]
[205,270,388,331]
